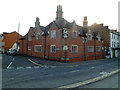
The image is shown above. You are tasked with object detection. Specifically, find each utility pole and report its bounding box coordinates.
[17,23,20,53]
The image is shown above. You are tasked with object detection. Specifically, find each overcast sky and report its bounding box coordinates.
[0,0,119,36]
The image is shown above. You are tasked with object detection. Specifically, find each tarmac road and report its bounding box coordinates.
[2,54,119,88]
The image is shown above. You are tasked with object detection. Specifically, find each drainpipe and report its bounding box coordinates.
[26,36,28,55]
[94,38,96,60]
[84,36,86,61]
[22,39,23,55]
[44,35,46,59]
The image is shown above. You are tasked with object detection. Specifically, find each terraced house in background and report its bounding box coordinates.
[0,34,4,53]
[19,5,105,62]
[110,30,120,58]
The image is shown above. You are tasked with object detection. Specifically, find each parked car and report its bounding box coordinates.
[8,49,17,56]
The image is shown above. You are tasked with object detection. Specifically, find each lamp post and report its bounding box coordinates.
[58,18,67,62]
[17,23,20,54]
[93,32,98,60]
[94,37,96,60]
[81,27,88,61]
[82,34,87,61]
[42,29,49,59]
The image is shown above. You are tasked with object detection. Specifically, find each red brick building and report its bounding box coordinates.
[2,31,22,53]
[20,5,104,62]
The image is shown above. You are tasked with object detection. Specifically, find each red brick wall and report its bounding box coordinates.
[20,22,104,62]
[3,31,22,51]
[46,23,62,60]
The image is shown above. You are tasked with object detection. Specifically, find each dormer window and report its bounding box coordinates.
[28,36,32,41]
[36,33,40,40]
[51,30,56,38]
[87,34,92,40]
[72,32,77,38]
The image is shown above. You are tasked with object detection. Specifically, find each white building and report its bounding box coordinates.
[0,34,4,53]
[110,30,120,58]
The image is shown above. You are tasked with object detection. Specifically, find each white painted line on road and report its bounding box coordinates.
[63,70,80,74]
[42,66,49,68]
[26,66,32,69]
[90,67,95,69]
[12,58,14,61]
[7,62,13,69]
[34,66,40,68]
[7,67,14,69]
[71,70,80,73]
[100,72,107,75]
[17,67,24,69]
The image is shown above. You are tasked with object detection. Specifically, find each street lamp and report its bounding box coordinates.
[57,18,67,62]
[82,33,87,61]
[81,27,88,61]
[42,29,49,59]
[92,32,98,60]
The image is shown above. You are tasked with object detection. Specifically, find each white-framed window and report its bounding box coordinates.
[117,42,119,47]
[34,45,42,52]
[72,32,77,38]
[50,45,56,53]
[36,33,40,40]
[88,46,94,52]
[28,36,32,41]
[114,42,115,47]
[87,34,92,40]
[62,45,68,50]
[96,46,100,52]
[112,41,113,47]
[98,37,101,41]
[71,45,78,53]
[114,34,115,39]
[51,30,56,38]
[28,46,32,50]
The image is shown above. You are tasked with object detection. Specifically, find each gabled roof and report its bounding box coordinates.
[78,27,88,36]
[46,21,54,31]
[19,34,28,40]
[92,31,99,37]
[54,17,74,29]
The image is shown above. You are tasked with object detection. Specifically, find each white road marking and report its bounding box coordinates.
[64,70,80,74]
[12,58,14,61]
[26,66,32,69]
[17,67,24,69]
[71,70,80,73]
[42,65,48,68]
[99,72,107,75]
[7,67,14,69]
[7,62,13,69]
[34,66,40,68]
[91,67,95,69]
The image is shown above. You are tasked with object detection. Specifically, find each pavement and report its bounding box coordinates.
[22,55,118,66]
[80,72,119,88]
[58,69,120,88]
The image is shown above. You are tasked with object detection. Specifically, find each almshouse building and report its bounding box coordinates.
[20,5,104,62]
